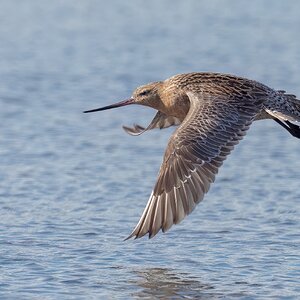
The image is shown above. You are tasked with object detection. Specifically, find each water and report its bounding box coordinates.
[0,0,299,299]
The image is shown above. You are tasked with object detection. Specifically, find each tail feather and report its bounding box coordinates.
[267,92,300,131]
[287,96,300,122]
[278,91,300,122]
[271,91,300,137]
[274,118,300,139]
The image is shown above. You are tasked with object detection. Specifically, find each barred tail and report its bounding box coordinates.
[270,92,300,138]
[291,98,300,122]
[279,92,300,122]
[274,118,300,138]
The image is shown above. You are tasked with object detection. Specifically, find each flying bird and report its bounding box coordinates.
[84,72,300,240]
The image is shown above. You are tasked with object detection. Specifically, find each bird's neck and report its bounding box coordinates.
[157,83,190,121]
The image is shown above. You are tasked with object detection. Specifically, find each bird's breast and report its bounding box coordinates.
[159,91,190,121]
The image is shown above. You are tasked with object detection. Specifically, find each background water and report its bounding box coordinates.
[0,0,299,299]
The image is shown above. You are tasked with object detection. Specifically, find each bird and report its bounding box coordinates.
[84,72,300,240]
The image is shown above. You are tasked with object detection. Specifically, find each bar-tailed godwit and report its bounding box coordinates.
[84,72,300,239]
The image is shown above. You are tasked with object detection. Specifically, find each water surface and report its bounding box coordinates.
[0,1,300,299]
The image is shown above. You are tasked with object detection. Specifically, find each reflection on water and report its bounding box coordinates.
[130,267,217,299]
[129,267,255,299]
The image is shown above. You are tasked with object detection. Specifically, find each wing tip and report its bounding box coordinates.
[122,124,146,136]
[123,233,134,241]
[124,229,150,241]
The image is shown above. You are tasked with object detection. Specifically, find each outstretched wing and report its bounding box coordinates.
[126,91,264,240]
[123,111,181,136]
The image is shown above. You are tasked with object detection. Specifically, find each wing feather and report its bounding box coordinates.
[123,111,181,136]
[126,91,264,239]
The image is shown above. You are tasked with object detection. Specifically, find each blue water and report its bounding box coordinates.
[0,1,299,299]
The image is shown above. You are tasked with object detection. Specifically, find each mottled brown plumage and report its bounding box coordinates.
[84,72,300,240]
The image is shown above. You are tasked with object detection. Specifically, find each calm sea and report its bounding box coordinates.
[0,1,299,299]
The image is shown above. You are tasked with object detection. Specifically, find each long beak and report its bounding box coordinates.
[83,98,135,113]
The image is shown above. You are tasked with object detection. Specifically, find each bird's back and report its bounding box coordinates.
[166,72,272,97]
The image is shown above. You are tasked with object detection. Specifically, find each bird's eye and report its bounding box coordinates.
[139,90,150,97]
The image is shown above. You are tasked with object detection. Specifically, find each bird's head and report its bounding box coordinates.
[83,82,163,113]
[132,82,162,106]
